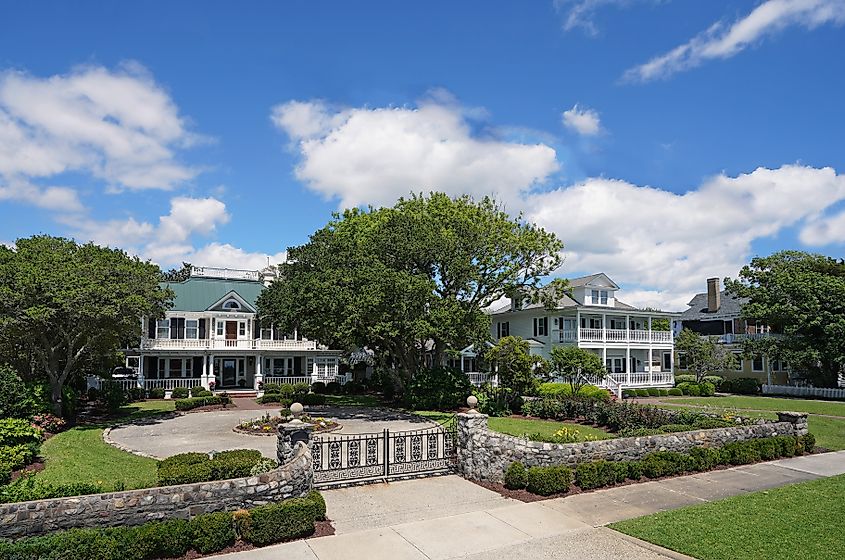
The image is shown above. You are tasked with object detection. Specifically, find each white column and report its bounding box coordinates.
[255,354,263,390]
[201,355,209,390]
[461,355,466,373]
[648,316,652,342]
[648,348,653,385]
[601,312,607,342]
[137,355,145,390]
[576,310,581,343]
[602,347,607,373]
[626,347,631,385]
[625,314,630,343]
[670,349,674,380]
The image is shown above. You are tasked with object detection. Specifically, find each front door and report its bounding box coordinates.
[225,321,237,346]
[222,359,237,387]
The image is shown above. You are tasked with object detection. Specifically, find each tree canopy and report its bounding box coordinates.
[725,251,845,387]
[257,193,563,380]
[674,328,738,383]
[0,236,172,416]
[485,336,543,395]
[548,346,606,394]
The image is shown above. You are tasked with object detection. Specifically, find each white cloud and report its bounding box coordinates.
[270,97,559,209]
[562,104,602,136]
[624,0,845,82]
[554,0,661,35]
[0,64,200,214]
[800,208,845,245]
[67,196,285,270]
[526,165,845,308]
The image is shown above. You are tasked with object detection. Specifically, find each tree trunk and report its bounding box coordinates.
[49,375,63,417]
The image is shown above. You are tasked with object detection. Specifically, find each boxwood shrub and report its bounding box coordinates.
[575,460,617,490]
[189,511,236,554]
[526,465,572,496]
[171,387,190,399]
[635,389,650,397]
[720,377,760,395]
[646,388,660,397]
[311,381,326,394]
[174,396,230,411]
[241,496,317,546]
[157,449,263,486]
[301,393,327,406]
[256,393,293,406]
[667,388,683,396]
[148,387,165,399]
[191,388,213,398]
[503,461,528,490]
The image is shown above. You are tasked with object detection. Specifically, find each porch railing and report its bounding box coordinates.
[559,329,673,344]
[466,372,498,387]
[144,378,202,390]
[140,338,318,351]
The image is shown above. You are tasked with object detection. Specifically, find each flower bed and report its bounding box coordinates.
[234,412,340,436]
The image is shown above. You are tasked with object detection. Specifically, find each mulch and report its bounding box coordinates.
[177,520,335,559]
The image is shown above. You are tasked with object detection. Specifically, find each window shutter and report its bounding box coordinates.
[198,318,206,339]
[147,318,155,339]
[170,318,178,339]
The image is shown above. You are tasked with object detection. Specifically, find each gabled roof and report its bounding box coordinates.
[568,273,620,290]
[163,277,265,313]
[678,290,747,321]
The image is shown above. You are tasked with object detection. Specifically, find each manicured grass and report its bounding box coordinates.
[323,394,383,407]
[655,403,845,451]
[414,411,612,441]
[36,425,158,490]
[663,395,845,417]
[34,399,175,490]
[610,474,845,560]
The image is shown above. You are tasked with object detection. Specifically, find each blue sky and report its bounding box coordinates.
[1,0,844,308]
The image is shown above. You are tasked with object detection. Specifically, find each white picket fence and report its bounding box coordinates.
[144,379,202,391]
[763,384,845,400]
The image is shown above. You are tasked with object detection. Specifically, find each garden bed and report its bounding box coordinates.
[177,519,335,560]
[233,413,341,436]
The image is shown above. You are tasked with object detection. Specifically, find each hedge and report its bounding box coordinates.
[256,394,293,406]
[148,387,165,399]
[0,492,326,558]
[537,383,611,401]
[720,377,760,395]
[262,383,295,398]
[174,396,230,411]
[157,449,263,486]
[0,418,42,447]
[171,387,190,399]
[0,475,103,504]
[301,393,327,406]
[526,465,572,496]
[504,461,528,490]
[517,433,815,495]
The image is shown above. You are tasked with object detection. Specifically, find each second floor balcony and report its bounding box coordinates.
[559,328,672,344]
[140,338,318,351]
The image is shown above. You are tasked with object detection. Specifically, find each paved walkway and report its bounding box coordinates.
[106,406,435,459]
[217,450,845,560]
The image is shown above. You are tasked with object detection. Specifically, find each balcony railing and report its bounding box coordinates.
[466,372,498,387]
[706,333,784,344]
[140,338,318,351]
[558,329,673,344]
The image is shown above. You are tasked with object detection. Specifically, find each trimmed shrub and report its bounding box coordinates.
[657,424,695,433]
[722,441,761,465]
[241,496,316,546]
[306,489,327,521]
[189,511,236,554]
[405,366,472,411]
[0,418,42,447]
[526,465,572,496]
[262,383,281,394]
[658,389,669,397]
[626,460,644,480]
[148,387,165,399]
[635,389,649,398]
[133,518,192,559]
[504,461,528,490]
[622,389,637,399]
[521,398,563,419]
[292,382,311,396]
[0,474,103,504]
[698,382,716,397]
[667,388,683,396]
[673,374,697,385]
[174,396,230,411]
[311,381,326,394]
[702,375,724,387]
[171,386,190,399]
[686,384,701,397]
[802,433,816,453]
[720,377,760,395]
[641,451,692,478]
[755,438,780,461]
[157,449,262,485]
[774,435,798,457]
[646,388,659,397]
[538,382,572,399]
[575,460,616,490]
[688,447,722,471]
[191,388,212,398]
[612,461,629,483]
[325,381,342,395]
[301,393,327,406]
[256,394,293,406]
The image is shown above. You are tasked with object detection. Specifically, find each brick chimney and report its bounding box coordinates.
[707,277,720,313]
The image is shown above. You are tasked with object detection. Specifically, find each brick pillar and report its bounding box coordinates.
[777,411,809,436]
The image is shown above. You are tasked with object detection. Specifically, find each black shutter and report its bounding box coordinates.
[198,319,206,339]
[192,357,203,378]
[147,318,155,339]
[294,356,302,375]
[170,318,178,339]
[176,318,186,339]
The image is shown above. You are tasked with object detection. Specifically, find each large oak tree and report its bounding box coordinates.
[726,251,845,387]
[0,236,172,416]
[258,193,563,381]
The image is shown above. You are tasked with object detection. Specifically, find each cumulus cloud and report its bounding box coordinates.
[800,207,845,245]
[562,104,602,136]
[526,165,845,308]
[270,97,559,209]
[624,0,845,82]
[0,64,200,216]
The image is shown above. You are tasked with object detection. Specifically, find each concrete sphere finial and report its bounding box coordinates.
[290,402,304,418]
[467,395,478,412]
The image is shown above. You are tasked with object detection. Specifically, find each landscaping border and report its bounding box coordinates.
[0,442,313,539]
[456,411,809,482]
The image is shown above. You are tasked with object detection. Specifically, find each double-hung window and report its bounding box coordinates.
[261,327,273,340]
[216,320,224,336]
[185,319,198,339]
[591,289,609,305]
[678,352,688,370]
[752,354,764,372]
[156,319,169,339]
[239,322,246,336]
[533,317,548,337]
[497,321,510,338]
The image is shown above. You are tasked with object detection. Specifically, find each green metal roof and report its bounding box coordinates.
[162,277,265,312]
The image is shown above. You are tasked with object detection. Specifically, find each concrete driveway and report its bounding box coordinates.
[106,405,437,459]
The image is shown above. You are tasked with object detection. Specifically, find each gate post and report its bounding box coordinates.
[456,400,490,480]
[277,402,313,465]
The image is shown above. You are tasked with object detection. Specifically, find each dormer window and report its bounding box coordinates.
[591,289,609,305]
[222,299,241,310]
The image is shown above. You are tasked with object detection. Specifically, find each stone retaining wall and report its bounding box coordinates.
[0,442,313,539]
[456,411,809,483]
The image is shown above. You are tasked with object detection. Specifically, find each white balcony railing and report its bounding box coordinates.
[708,333,784,344]
[144,378,202,390]
[466,372,498,387]
[140,338,318,351]
[559,329,673,344]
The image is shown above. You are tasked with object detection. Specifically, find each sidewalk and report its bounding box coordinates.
[216,450,845,560]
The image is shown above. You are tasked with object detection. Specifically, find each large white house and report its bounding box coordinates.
[122,266,343,392]
[482,273,676,391]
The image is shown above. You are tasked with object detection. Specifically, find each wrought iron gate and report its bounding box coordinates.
[311,416,457,488]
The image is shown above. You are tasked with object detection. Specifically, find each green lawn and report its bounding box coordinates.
[34,399,175,490]
[323,394,384,407]
[414,411,612,441]
[654,401,845,451]
[658,395,845,417]
[610,474,845,560]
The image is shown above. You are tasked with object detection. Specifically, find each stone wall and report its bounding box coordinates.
[456,412,809,483]
[0,442,313,539]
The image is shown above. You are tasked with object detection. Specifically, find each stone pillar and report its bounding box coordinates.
[277,403,313,464]
[456,412,490,480]
[777,411,809,436]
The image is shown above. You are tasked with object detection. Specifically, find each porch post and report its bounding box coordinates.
[648,348,653,385]
[255,354,263,390]
[137,355,145,390]
[576,309,581,342]
[625,347,631,385]
[625,314,630,343]
[648,316,652,342]
[201,355,209,390]
[601,312,606,342]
